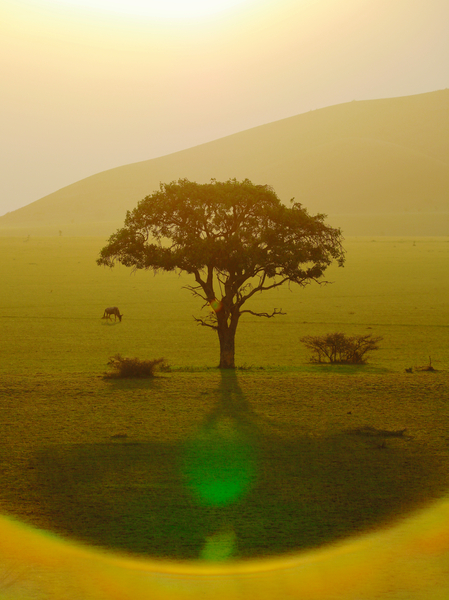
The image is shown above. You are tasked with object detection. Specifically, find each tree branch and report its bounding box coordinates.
[190,268,215,301]
[183,284,208,303]
[237,276,292,306]
[193,316,218,330]
[239,307,286,318]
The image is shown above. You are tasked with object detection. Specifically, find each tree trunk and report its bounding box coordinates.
[217,325,236,369]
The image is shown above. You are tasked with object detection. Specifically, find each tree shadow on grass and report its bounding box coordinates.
[1,371,442,561]
[26,434,448,560]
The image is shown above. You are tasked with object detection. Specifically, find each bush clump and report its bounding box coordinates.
[300,332,383,364]
[105,354,170,378]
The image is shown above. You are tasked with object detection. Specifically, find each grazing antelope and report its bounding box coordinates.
[102,307,123,322]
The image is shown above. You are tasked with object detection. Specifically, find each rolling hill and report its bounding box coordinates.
[1,89,448,236]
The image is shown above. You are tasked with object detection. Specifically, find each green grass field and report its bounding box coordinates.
[1,235,448,561]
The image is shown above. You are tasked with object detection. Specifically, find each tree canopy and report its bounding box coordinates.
[97,178,345,368]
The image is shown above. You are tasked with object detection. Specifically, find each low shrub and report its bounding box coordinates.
[105,354,170,378]
[300,332,383,364]
[415,357,436,372]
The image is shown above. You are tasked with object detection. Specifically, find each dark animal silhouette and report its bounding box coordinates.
[102,307,123,322]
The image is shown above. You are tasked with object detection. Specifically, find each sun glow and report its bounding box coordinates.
[51,0,251,19]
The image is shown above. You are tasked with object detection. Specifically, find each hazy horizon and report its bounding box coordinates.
[2,0,449,215]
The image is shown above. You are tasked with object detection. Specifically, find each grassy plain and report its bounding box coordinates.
[0,235,448,561]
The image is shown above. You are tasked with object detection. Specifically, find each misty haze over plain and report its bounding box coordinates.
[2,0,449,216]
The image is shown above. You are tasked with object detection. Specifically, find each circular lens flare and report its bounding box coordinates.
[210,299,223,313]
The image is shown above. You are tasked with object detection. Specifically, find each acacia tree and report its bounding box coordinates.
[300,333,383,364]
[97,179,345,368]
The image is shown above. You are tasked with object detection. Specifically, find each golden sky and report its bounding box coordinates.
[1,0,448,214]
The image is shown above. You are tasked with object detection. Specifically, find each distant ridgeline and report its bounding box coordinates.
[1,89,448,237]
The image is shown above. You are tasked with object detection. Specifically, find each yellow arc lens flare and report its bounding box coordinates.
[2,497,449,599]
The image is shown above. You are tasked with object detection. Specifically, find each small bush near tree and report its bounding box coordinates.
[300,332,383,364]
[105,355,170,378]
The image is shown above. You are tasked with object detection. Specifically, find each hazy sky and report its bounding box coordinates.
[2,0,448,215]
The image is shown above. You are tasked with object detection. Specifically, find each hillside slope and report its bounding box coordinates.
[1,89,448,236]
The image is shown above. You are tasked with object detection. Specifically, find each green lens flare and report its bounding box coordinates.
[199,527,237,561]
[182,419,255,507]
